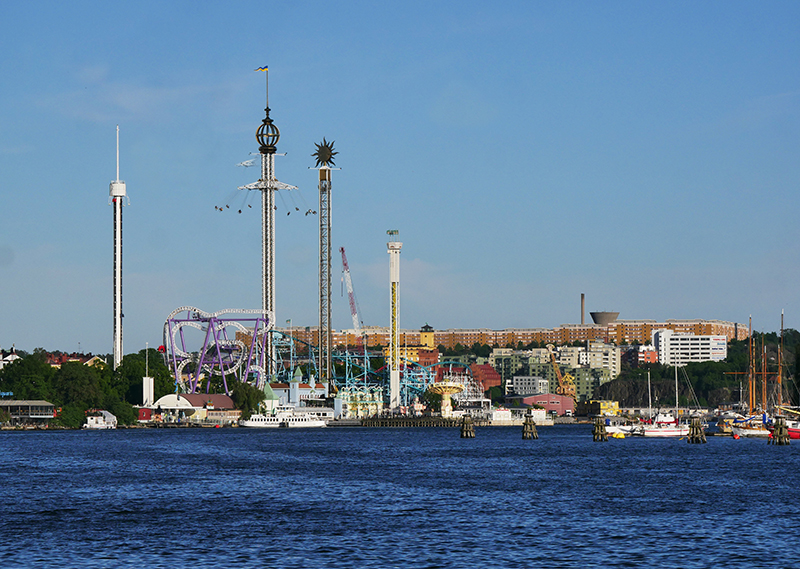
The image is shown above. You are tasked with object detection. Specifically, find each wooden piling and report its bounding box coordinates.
[522,415,538,440]
[592,418,608,442]
[687,417,707,444]
[460,415,475,438]
[769,416,791,445]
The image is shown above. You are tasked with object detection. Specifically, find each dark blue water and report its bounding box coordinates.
[0,425,797,568]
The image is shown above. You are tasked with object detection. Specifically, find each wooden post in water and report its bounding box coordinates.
[592,418,608,442]
[687,417,706,444]
[522,415,539,440]
[460,415,475,438]
[769,416,790,445]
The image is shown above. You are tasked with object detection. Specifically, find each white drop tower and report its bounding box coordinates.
[109,126,127,370]
[387,230,402,410]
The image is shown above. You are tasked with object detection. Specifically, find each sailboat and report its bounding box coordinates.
[730,413,771,438]
[640,367,690,437]
[731,315,782,438]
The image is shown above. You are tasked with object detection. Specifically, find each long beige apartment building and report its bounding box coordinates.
[281,319,747,350]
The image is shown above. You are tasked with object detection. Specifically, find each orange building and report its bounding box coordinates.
[276,319,746,351]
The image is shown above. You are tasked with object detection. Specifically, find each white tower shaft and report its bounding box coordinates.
[261,152,276,376]
[387,235,402,409]
[109,125,127,370]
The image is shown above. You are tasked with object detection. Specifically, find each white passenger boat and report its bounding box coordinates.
[239,405,327,428]
[83,410,117,430]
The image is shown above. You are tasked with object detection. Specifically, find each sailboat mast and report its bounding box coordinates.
[675,364,679,420]
[762,335,767,412]
[748,316,754,413]
[647,370,652,420]
[778,310,784,407]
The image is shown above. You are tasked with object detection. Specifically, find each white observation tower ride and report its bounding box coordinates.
[387,229,402,409]
[109,126,128,370]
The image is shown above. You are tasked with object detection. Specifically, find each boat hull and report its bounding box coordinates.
[605,425,643,436]
[641,426,690,437]
[731,425,771,438]
[240,413,326,428]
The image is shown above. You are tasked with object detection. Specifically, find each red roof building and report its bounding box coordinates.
[470,363,501,391]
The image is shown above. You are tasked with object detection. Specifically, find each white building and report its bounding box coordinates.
[555,341,621,377]
[652,329,727,366]
[508,376,549,396]
[0,352,20,370]
[582,340,622,377]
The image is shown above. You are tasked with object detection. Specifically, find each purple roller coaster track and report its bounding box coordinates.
[162,307,273,394]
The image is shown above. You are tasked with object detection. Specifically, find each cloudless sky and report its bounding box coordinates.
[1,1,799,355]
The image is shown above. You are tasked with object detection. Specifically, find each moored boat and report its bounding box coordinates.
[788,420,800,440]
[731,414,771,438]
[631,367,693,438]
[774,406,800,439]
[641,412,690,437]
[603,418,643,436]
[240,405,327,428]
[83,410,117,430]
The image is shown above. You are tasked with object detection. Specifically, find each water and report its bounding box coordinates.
[0,425,797,568]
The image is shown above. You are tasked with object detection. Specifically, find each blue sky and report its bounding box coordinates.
[1,1,799,355]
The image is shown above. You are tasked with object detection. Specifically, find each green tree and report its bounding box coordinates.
[0,355,55,401]
[420,389,442,412]
[230,381,266,419]
[485,385,504,404]
[53,403,85,428]
[115,348,174,404]
[471,343,492,358]
[53,361,104,409]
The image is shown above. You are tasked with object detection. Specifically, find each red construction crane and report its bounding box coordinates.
[340,247,364,347]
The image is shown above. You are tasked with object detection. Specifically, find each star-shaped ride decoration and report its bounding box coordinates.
[312,138,337,167]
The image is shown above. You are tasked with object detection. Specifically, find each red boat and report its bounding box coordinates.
[775,407,800,439]
[788,420,800,439]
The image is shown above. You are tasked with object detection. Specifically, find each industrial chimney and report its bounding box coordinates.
[581,293,585,325]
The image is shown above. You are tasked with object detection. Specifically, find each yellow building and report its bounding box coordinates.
[579,400,620,417]
[382,324,438,365]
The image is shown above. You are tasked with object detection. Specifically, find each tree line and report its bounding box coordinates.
[0,348,174,427]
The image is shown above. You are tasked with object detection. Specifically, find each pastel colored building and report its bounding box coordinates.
[506,393,575,417]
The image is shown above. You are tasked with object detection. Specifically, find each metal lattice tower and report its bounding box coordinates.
[311,139,338,387]
[387,229,402,409]
[109,126,127,370]
[318,166,332,383]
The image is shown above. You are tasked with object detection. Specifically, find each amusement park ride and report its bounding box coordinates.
[160,303,482,416]
[157,68,485,415]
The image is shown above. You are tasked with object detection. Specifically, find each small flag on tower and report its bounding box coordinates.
[255,65,268,72]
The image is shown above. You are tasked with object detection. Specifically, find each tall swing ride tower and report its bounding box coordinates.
[109,126,127,370]
[243,66,294,375]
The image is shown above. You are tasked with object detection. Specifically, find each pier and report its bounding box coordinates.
[361,416,490,428]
